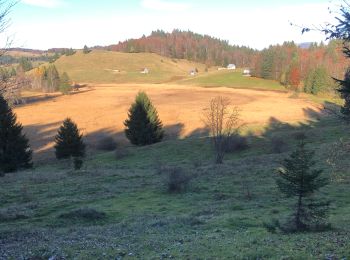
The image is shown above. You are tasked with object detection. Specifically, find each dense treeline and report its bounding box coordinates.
[253,40,348,92]
[109,30,257,68]
[0,55,50,66]
[110,30,348,94]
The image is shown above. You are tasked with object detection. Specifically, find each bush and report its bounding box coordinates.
[115,147,130,160]
[96,136,117,151]
[165,167,190,193]
[73,157,83,170]
[225,134,249,153]
[263,218,280,233]
[270,136,288,153]
[59,208,106,221]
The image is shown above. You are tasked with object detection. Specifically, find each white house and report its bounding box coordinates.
[227,64,236,70]
[141,68,149,74]
[243,69,251,76]
[190,70,197,76]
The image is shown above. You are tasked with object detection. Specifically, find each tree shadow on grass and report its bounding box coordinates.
[23,122,189,162]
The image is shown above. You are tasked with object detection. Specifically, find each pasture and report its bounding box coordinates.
[15,84,323,161]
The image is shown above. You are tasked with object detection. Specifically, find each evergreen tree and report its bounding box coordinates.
[276,136,330,232]
[124,92,164,146]
[260,49,275,79]
[336,67,350,120]
[0,94,32,175]
[83,45,91,54]
[59,72,72,94]
[54,118,86,162]
[46,64,60,92]
[18,57,33,72]
[304,67,330,95]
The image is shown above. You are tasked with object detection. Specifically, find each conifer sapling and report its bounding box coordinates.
[0,94,32,175]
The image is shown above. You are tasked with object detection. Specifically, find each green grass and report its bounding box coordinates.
[0,116,349,259]
[177,70,285,91]
[53,50,207,84]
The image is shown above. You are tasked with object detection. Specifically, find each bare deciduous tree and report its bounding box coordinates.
[203,96,240,164]
[0,1,25,105]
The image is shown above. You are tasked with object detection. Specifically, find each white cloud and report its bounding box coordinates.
[22,0,65,8]
[141,0,191,12]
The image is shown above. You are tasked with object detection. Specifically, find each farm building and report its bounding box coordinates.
[141,68,149,74]
[243,69,251,76]
[227,64,236,70]
[189,68,198,76]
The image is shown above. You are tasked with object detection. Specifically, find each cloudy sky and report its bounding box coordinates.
[2,0,337,50]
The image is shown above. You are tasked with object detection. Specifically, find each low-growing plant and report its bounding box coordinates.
[225,134,249,153]
[165,167,190,193]
[59,208,106,221]
[96,136,117,151]
[115,147,130,160]
[270,136,288,153]
[73,157,83,170]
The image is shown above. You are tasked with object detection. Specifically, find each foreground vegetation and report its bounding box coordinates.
[0,115,349,259]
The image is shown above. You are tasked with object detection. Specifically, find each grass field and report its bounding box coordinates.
[15,84,323,161]
[2,59,349,258]
[0,115,349,259]
[177,70,285,91]
[53,51,208,84]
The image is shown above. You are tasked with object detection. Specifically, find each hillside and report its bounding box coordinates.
[54,50,208,84]
[177,70,284,91]
[110,29,257,67]
[1,114,349,258]
[14,84,322,161]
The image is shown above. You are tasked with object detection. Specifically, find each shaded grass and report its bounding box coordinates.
[0,117,349,258]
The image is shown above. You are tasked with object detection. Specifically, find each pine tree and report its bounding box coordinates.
[124,92,164,146]
[54,118,86,162]
[304,67,330,95]
[336,67,350,120]
[276,136,330,232]
[83,45,91,54]
[59,72,72,95]
[46,64,60,92]
[0,94,32,175]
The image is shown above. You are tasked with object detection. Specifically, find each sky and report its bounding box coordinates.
[0,0,338,50]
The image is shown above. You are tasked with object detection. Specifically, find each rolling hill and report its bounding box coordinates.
[177,70,284,91]
[54,50,208,84]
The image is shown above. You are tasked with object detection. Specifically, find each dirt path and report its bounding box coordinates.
[14,84,324,160]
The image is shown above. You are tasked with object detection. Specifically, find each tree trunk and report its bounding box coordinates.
[295,193,303,230]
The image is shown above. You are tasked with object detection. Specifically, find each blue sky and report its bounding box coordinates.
[2,0,335,50]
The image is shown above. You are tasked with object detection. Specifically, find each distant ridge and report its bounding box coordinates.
[108,29,257,68]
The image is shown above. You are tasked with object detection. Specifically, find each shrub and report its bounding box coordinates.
[225,134,249,153]
[263,218,280,233]
[115,147,130,160]
[165,167,190,193]
[59,72,72,95]
[96,136,117,151]
[73,157,83,170]
[59,208,106,221]
[270,136,288,153]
